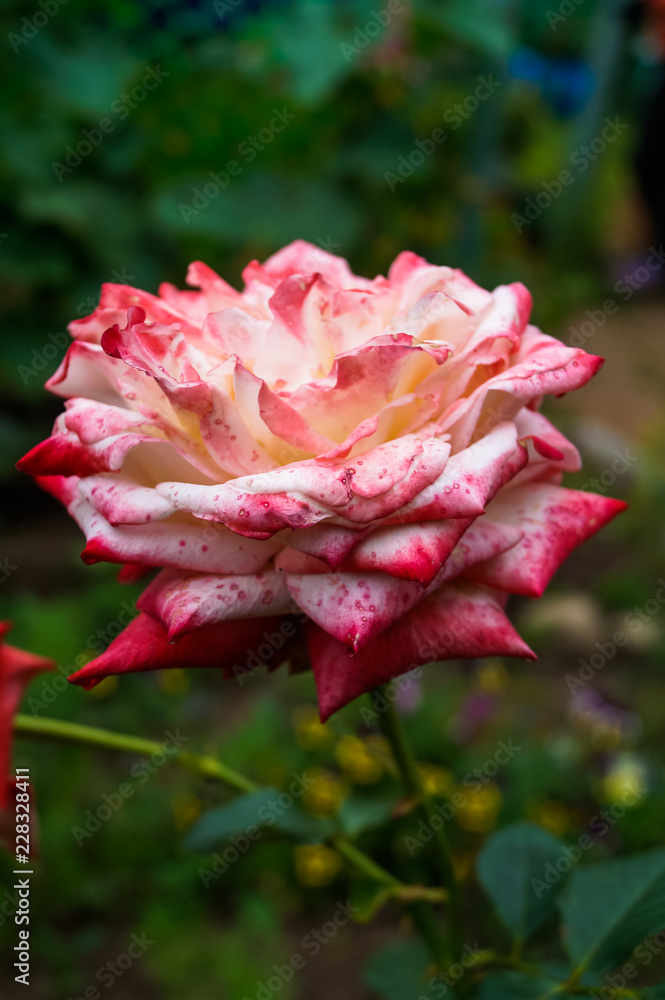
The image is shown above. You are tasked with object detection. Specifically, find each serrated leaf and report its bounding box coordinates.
[184,789,334,852]
[364,939,431,1000]
[338,795,398,837]
[557,848,665,973]
[476,823,565,940]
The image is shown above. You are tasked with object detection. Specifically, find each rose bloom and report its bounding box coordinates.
[19,242,625,718]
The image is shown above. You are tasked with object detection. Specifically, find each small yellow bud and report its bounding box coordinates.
[455,783,502,833]
[292,705,334,750]
[302,768,345,817]
[294,844,341,887]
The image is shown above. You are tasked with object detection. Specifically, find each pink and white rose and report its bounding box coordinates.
[19,241,625,717]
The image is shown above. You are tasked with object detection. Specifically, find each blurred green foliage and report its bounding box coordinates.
[2,0,665,996]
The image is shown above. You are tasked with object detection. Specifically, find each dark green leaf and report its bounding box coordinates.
[474,971,574,999]
[419,0,514,58]
[476,823,565,939]
[364,939,432,999]
[184,789,280,852]
[338,795,398,837]
[184,789,334,851]
[557,848,665,972]
[270,808,337,843]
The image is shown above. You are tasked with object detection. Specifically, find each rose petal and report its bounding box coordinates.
[286,570,424,653]
[67,612,287,689]
[308,582,536,719]
[463,484,627,597]
[138,567,297,639]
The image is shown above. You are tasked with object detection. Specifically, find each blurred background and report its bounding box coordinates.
[2,0,665,996]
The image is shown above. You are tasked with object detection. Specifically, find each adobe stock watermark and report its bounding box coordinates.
[546,0,587,31]
[74,266,137,319]
[198,771,316,887]
[213,0,244,21]
[588,928,665,1000]
[18,267,136,385]
[231,612,308,687]
[512,116,629,232]
[360,666,424,725]
[385,75,501,191]
[27,601,138,715]
[340,0,411,62]
[578,448,638,495]
[178,107,296,223]
[530,781,645,898]
[8,0,69,53]
[52,66,169,181]
[565,581,665,695]
[65,932,155,999]
[404,739,521,857]
[71,730,189,845]
[239,900,359,1000]
[0,557,18,584]
[568,245,665,349]
[417,943,484,999]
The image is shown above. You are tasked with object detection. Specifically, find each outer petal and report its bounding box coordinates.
[511,408,581,486]
[286,570,424,653]
[308,583,536,719]
[0,624,54,809]
[138,568,297,639]
[77,476,176,526]
[68,282,202,344]
[341,518,473,586]
[67,612,287,689]
[442,330,603,451]
[65,494,280,574]
[46,342,128,405]
[287,523,369,570]
[463,484,627,597]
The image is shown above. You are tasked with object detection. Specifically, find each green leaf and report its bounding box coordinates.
[184,789,334,852]
[476,823,565,940]
[364,939,431,1000]
[338,795,398,837]
[270,808,337,843]
[474,971,574,999]
[184,789,280,852]
[557,847,665,973]
[419,0,514,58]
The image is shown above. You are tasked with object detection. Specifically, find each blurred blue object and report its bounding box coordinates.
[510,46,595,116]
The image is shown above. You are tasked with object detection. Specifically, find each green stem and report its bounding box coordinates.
[473,951,544,978]
[14,711,448,965]
[374,688,463,968]
[332,835,401,888]
[332,834,448,966]
[14,713,258,794]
